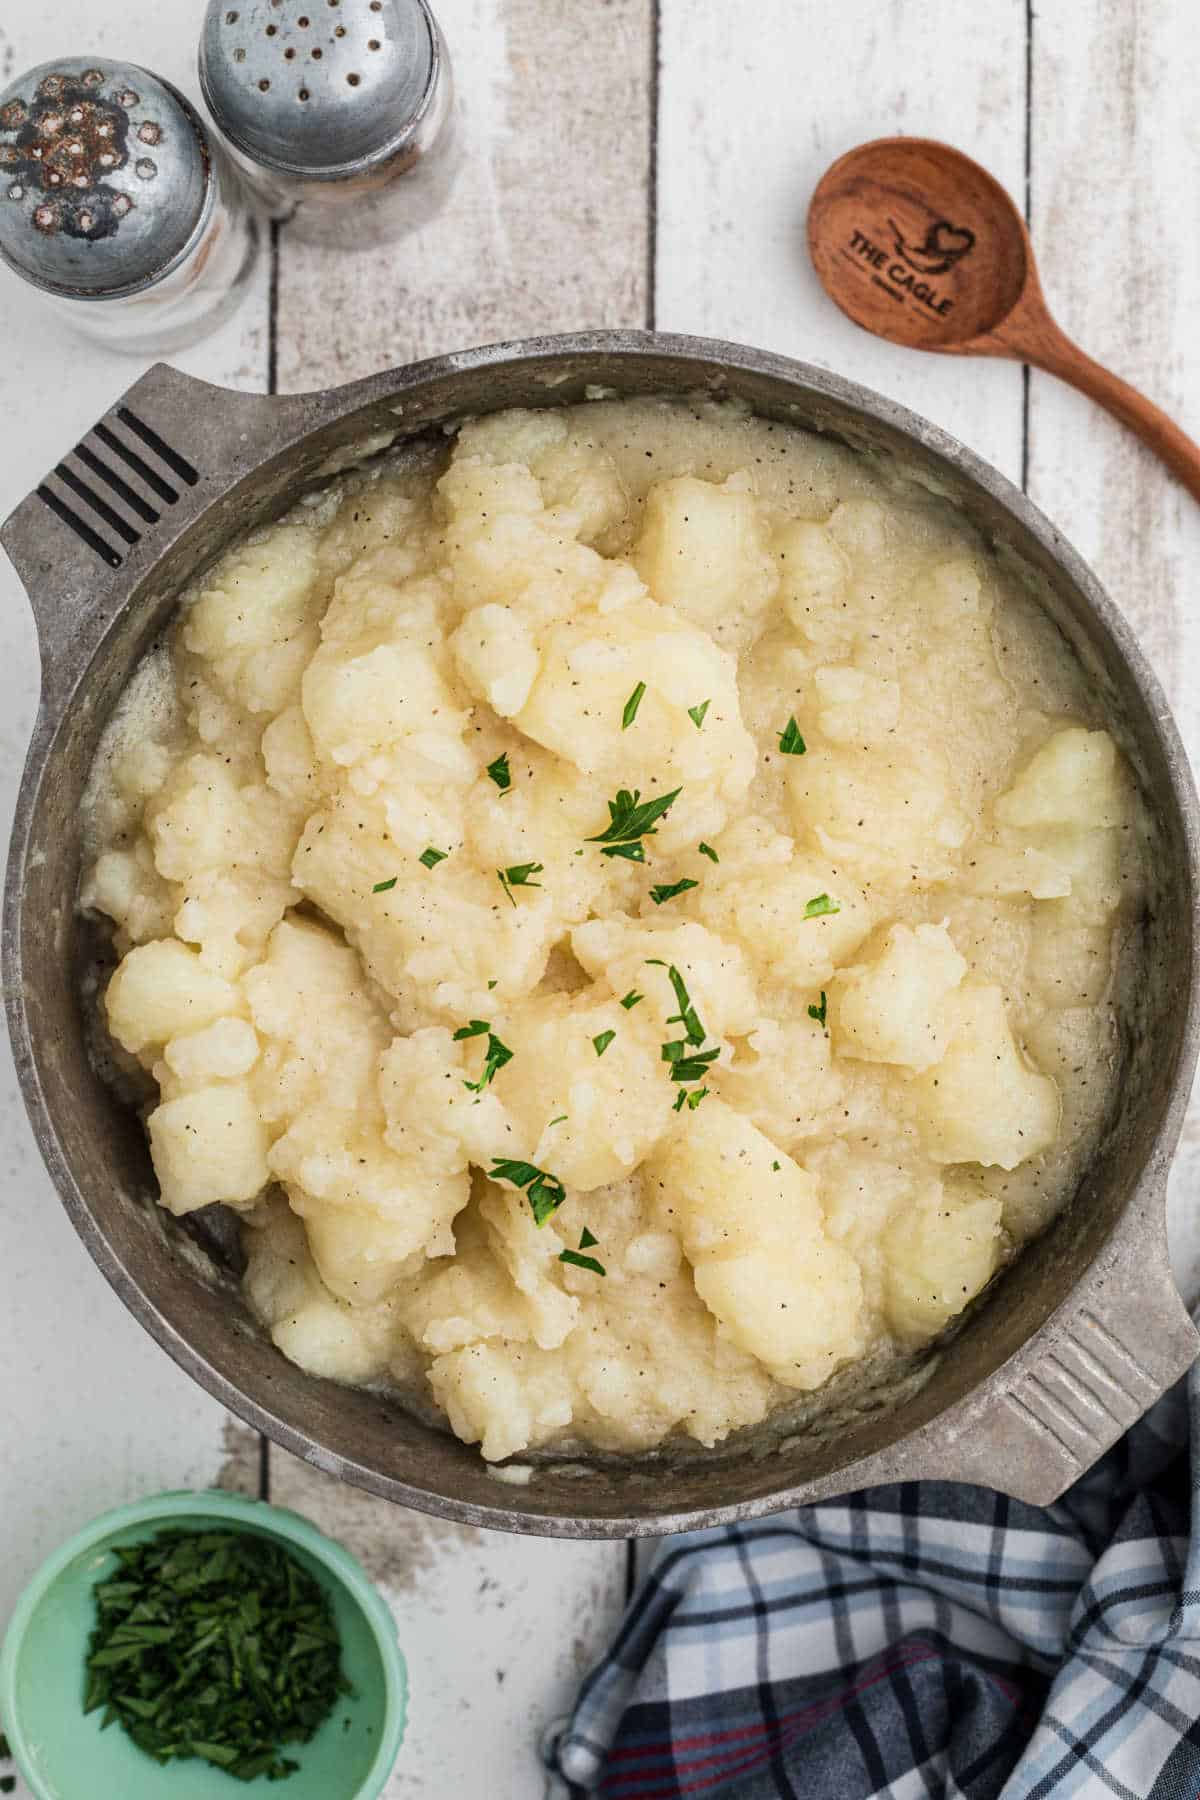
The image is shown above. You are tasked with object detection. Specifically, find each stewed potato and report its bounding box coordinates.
[80,397,1142,1462]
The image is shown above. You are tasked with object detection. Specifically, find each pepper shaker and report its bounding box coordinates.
[0,58,259,354]
[199,0,460,248]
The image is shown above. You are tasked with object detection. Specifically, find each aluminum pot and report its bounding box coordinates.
[4,331,1199,1537]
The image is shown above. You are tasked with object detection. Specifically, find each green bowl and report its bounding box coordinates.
[0,1490,407,1800]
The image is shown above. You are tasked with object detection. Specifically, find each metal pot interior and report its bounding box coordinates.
[7,340,1197,1533]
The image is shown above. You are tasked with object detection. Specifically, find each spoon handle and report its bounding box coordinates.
[1021,327,1200,506]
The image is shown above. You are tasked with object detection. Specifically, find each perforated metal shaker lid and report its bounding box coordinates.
[0,58,214,299]
[199,0,439,179]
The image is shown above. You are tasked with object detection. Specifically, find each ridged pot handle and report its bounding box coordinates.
[0,363,390,689]
[891,1199,1198,1506]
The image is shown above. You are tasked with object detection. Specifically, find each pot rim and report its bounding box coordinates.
[6,328,1200,1535]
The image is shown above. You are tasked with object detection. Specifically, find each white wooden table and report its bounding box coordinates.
[2,2,1199,1793]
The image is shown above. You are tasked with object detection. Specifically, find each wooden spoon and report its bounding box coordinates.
[807,137,1200,503]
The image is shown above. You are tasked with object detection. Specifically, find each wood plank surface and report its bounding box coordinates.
[270,1450,627,1797]
[0,6,270,1638]
[1022,2,1200,1301]
[268,1,655,1788]
[635,0,1030,1591]
[274,0,653,388]
[654,0,1029,481]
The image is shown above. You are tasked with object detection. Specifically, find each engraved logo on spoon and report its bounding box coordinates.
[889,217,976,275]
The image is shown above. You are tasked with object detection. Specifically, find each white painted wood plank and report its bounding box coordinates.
[1022,3,1200,1303]
[269,1451,627,1798]
[655,0,1028,482]
[275,0,652,387]
[0,11,270,1627]
[269,0,650,1786]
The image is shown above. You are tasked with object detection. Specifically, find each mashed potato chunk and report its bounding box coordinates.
[833,923,966,1072]
[648,1099,866,1390]
[82,397,1142,1463]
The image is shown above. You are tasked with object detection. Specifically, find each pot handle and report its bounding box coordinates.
[0,363,341,676]
[893,1215,1198,1506]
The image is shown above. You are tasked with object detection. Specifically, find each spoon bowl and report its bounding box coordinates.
[808,137,1033,349]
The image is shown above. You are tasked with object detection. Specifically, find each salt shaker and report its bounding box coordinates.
[0,58,259,354]
[198,0,459,248]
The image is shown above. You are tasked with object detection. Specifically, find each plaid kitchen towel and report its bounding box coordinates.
[546,1357,1200,1799]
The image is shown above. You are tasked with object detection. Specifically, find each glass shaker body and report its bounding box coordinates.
[46,159,259,354]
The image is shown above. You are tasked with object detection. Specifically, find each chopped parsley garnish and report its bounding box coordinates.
[687,699,711,730]
[592,1030,616,1057]
[808,991,828,1026]
[81,1527,348,1783]
[621,681,647,729]
[804,893,840,918]
[654,962,706,1045]
[560,1226,606,1275]
[489,1157,566,1226]
[620,990,643,1010]
[587,786,681,858]
[673,1086,710,1112]
[419,846,448,869]
[486,751,512,792]
[698,842,719,863]
[648,961,721,1092]
[778,717,807,756]
[451,1021,510,1091]
[487,979,498,990]
[559,1248,606,1277]
[505,861,543,886]
[650,878,699,906]
[548,1114,568,1128]
[497,861,544,905]
[372,876,398,893]
[463,1030,514,1094]
[662,1043,721,1082]
[772,1160,781,1172]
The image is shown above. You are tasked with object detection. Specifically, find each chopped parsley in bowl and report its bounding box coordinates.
[0,1490,405,1799]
